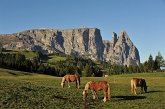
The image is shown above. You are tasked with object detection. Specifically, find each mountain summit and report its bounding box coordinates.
[0,28,140,66]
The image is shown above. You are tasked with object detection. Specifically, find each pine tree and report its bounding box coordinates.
[0,43,3,52]
[154,58,159,70]
[83,64,92,77]
[156,52,165,67]
[148,54,154,72]
[32,56,39,71]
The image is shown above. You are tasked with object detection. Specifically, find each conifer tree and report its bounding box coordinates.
[148,54,154,72]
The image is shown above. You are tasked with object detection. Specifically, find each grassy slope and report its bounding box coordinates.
[22,51,38,59]
[0,68,165,109]
[2,51,37,59]
[47,55,67,64]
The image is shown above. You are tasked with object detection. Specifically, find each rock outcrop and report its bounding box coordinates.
[0,28,140,66]
[103,31,140,66]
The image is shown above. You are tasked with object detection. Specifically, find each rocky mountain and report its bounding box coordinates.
[103,31,140,66]
[0,28,140,66]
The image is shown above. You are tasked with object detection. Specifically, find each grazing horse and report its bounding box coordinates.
[61,74,80,89]
[131,78,147,95]
[82,81,110,102]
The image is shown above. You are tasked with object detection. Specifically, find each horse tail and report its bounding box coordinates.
[61,77,65,88]
[107,83,111,100]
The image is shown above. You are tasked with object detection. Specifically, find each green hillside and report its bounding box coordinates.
[2,50,37,59]
[47,55,67,64]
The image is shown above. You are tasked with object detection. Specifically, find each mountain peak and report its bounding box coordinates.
[0,28,140,66]
[103,31,140,66]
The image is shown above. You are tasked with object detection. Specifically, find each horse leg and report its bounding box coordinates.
[131,85,134,95]
[68,81,70,88]
[131,86,133,95]
[92,91,98,99]
[103,90,107,102]
[91,90,96,99]
[131,80,134,95]
[77,79,80,89]
[61,77,65,88]
[61,82,64,88]
[76,79,80,89]
[134,86,137,95]
[140,86,143,94]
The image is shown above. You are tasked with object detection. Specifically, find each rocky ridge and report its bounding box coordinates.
[0,28,140,66]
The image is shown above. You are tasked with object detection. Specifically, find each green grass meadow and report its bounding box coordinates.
[0,68,165,109]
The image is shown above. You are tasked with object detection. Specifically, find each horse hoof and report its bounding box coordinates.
[103,99,106,102]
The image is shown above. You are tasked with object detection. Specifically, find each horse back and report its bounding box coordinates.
[64,75,70,81]
[90,81,108,91]
[69,75,77,82]
[132,78,144,87]
[64,74,76,82]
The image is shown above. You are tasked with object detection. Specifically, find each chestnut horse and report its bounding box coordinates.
[61,74,80,89]
[83,81,110,102]
[131,78,147,95]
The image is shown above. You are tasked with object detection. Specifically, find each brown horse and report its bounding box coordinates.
[61,74,80,89]
[131,78,147,95]
[82,81,110,102]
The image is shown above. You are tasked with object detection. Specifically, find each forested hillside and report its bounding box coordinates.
[0,50,164,77]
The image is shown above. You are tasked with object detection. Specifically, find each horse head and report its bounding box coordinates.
[82,81,92,100]
[144,85,147,92]
[142,79,147,93]
[83,90,88,100]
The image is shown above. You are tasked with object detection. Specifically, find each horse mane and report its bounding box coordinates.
[84,81,92,91]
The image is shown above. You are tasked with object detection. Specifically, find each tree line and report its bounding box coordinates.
[0,52,102,77]
[102,52,165,75]
[0,51,164,77]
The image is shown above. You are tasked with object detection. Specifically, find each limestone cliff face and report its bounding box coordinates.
[0,28,140,66]
[103,31,140,66]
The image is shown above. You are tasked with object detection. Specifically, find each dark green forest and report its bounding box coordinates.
[0,50,164,77]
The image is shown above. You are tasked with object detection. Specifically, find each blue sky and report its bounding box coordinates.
[0,0,165,62]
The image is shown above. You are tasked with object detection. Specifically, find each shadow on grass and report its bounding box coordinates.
[21,86,36,92]
[112,95,146,100]
[53,95,68,100]
[7,71,32,76]
[8,72,18,75]
[147,90,165,93]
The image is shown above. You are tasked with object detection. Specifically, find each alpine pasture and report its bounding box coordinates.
[0,68,165,109]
